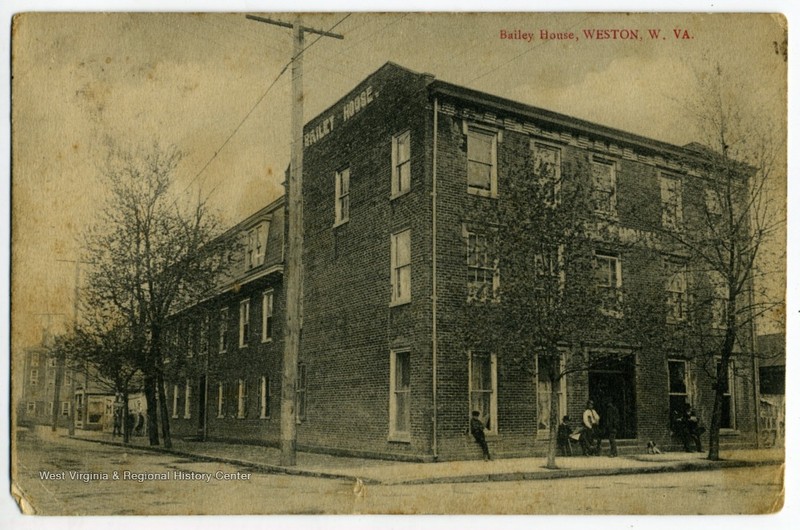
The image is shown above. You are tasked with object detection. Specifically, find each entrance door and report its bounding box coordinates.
[588,356,636,438]
[197,375,206,439]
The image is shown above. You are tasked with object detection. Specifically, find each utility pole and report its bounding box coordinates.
[56,258,91,436]
[246,14,343,466]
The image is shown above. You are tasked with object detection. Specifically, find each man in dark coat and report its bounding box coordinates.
[470,410,491,461]
[605,401,620,457]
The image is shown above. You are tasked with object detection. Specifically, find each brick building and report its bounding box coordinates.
[164,62,758,460]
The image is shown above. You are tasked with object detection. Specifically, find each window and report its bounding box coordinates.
[49,402,54,416]
[536,354,565,435]
[237,379,248,419]
[61,401,70,416]
[469,352,497,435]
[466,126,498,197]
[389,350,411,440]
[186,321,195,358]
[219,308,229,353]
[259,376,270,419]
[48,357,57,368]
[665,261,687,322]
[595,253,622,315]
[392,130,411,197]
[390,230,411,305]
[534,246,563,307]
[200,314,209,355]
[217,382,225,418]
[30,369,39,386]
[660,173,683,229]
[465,228,500,303]
[245,221,268,270]
[31,353,39,367]
[711,273,728,329]
[668,360,689,421]
[591,158,617,215]
[705,188,723,217]
[239,299,250,348]
[532,142,562,206]
[716,360,735,429]
[296,363,307,422]
[172,384,180,419]
[262,290,274,342]
[184,379,192,419]
[335,168,350,225]
[27,402,36,415]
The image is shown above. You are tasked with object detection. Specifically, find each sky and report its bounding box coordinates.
[8,11,787,349]
[0,1,795,529]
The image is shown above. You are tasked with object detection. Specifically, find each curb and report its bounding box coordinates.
[68,435,782,486]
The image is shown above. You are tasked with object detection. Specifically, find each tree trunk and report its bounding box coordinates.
[122,390,131,444]
[157,372,172,449]
[545,376,561,469]
[708,298,737,461]
[144,374,160,446]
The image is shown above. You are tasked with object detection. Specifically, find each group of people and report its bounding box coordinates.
[112,409,146,437]
[469,399,704,460]
[556,400,620,457]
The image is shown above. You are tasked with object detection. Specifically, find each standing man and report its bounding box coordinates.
[605,401,620,457]
[470,410,492,461]
[581,400,601,455]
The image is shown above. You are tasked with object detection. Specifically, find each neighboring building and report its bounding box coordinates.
[165,62,760,460]
[18,344,76,428]
[756,332,785,447]
[163,197,285,443]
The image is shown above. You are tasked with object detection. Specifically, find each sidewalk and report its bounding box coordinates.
[68,430,784,486]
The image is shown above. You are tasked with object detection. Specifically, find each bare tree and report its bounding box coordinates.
[656,64,784,460]
[82,142,231,448]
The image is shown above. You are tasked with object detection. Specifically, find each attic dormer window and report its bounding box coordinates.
[245,221,268,270]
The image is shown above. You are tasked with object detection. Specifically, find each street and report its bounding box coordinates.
[12,431,783,515]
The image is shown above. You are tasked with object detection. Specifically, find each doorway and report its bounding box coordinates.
[588,356,636,439]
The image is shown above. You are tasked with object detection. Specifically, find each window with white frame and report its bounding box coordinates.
[666,261,687,322]
[49,402,54,416]
[532,142,562,206]
[465,227,500,303]
[594,253,622,315]
[61,401,70,416]
[392,130,411,197]
[31,353,39,367]
[389,350,411,440]
[27,402,36,414]
[660,173,683,229]
[48,357,57,368]
[245,221,268,270]
[172,384,180,418]
[296,363,307,422]
[716,360,735,429]
[466,125,498,197]
[335,168,350,225]
[536,353,565,434]
[30,369,39,386]
[219,308,229,353]
[237,379,248,419]
[390,230,411,305]
[668,359,689,421]
[239,299,250,348]
[184,379,192,419]
[591,157,617,215]
[469,352,497,435]
[259,376,270,419]
[217,382,225,418]
[262,290,274,342]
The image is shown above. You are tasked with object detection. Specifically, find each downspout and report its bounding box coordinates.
[431,96,439,460]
